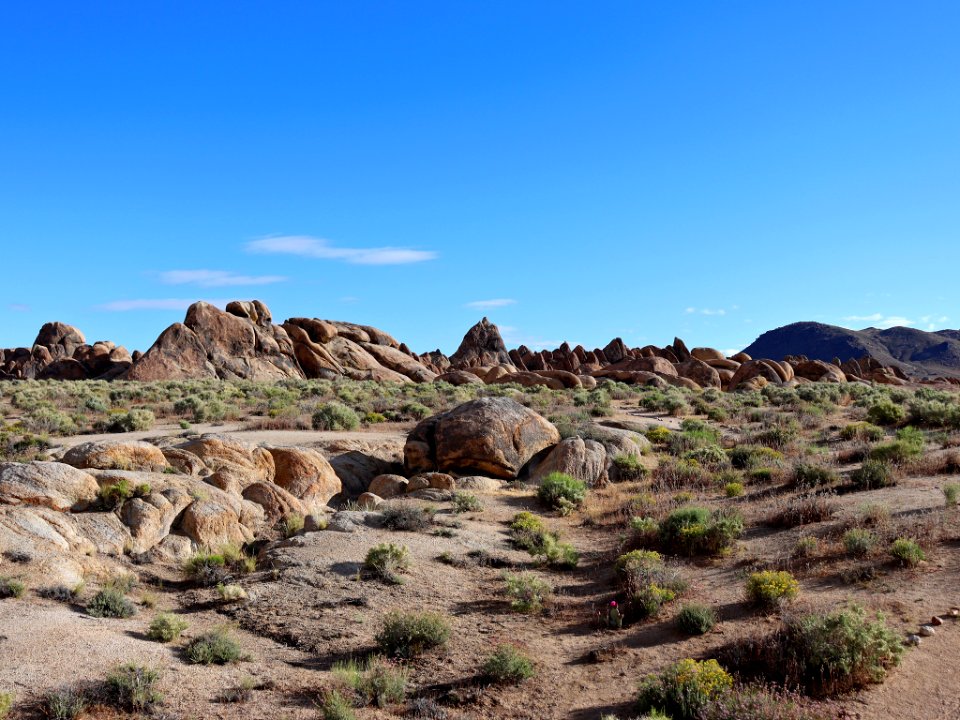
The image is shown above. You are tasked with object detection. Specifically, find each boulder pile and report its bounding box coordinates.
[1,322,133,381]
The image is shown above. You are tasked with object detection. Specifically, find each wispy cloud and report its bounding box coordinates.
[465,298,517,309]
[685,307,727,316]
[499,325,565,351]
[8,303,30,312]
[842,313,914,329]
[246,235,437,265]
[158,269,287,287]
[919,314,950,331]
[96,298,232,312]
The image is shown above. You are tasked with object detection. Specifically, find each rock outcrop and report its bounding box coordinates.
[405,397,560,479]
[449,317,514,369]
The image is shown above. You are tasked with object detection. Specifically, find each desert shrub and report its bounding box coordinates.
[793,536,819,558]
[320,690,357,720]
[186,626,244,664]
[0,577,25,599]
[482,644,536,684]
[184,545,254,585]
[0,692,11,720]
[889,538,925,566]
[636,658,733,720]
[658,507,743,556]
[365,543,410,584]
[906,397,960,428]
[312,402,360,431]
[333,656,408,708]
[840,422,884,442]
[612,453,648,481]
[645,426,672,445]
[851,460,895,490]
[781,606,902,695]
[842,529,876,557]
[281,513,305,538]
[768,495,839,528]
[504,573,553,613]
[676,603,716,635]
[22,407,76,435]
[401,402,432,420]
[791,463,837,488]
[216,583,247,602]
[375,611,451,659]
[869,427,924,464]
[537,533,580,568]
[654,458,712,489]
[103,409,155,433]
[866,399,906,426]
[381,504,434,531]
[363,411,388,424]
[699,684,827,720]
[614,550,686,619]
[87,588,136,618]
[729,445,784,471]
[724,481,744,498]
[44,688,87,719]
[105,664,162,712]
[537,472,587,510]
[509,512,549,552]
[944,482,960,506]
[452,491,483,513]
[750,425,797,449]
[147,612,188,642]
[746,571,799,609]
[683,444,730,468]
[99,478,134,508]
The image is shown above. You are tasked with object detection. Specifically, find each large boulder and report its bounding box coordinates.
[674,359,722,389]
[34,322,86,358]
[177,435,275,485]
[530,436,607,486]
[179,497,255,548]
[62,440,168,473]
[267,447,341,511]
[242,482,306,521]
[404,397,561,479]
[125,322,218,380]
[434,370,484,386]
[0,462,100,512]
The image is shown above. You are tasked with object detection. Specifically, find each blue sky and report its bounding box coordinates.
[2,2,959,356]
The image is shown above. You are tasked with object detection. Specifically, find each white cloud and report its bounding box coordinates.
[465,298,517,309]
[842,313,914,329]
[158,269,287,287]
[96,298,232,312]
[498,325,565,350]
[8,303,30,312]
[246,235,437,265]
[685,307,727,316]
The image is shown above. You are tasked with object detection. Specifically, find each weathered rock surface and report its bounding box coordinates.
[0,462,100,512]
[267,447,342,512]
[531,436,607,486]
[405,397,560,479]
[62,440,169,473]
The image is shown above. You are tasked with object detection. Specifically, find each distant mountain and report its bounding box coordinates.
[743,322,960,378]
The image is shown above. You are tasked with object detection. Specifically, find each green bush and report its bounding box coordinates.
[147,613,188,642]
[612,453,648,481]
[724,481,744,498]
[364,543,410,584]
[791,463,837,488]
[645,426,672,444]
[312,402,360,431]
[44,688,87,720]
[944,482,960,506]
[0,692,10,720]
[0,577,25,599]
[482,644,536,684]
[868,427,924,464]
[104,409,156,433]
[185,627,244,664]
[375,611,451,659]
[87,588,136,618]
[504,572,553,613]
[851,460,895,490]
[777,605,903,696]
[842,528,876,557]
[99,478,134,508]
[728,445,784,471]
[184,545,255,585]
[637,658,733,720]
[537,472,587,510]
[332,655,408,709]
[452,491,483,513]
[105,664,162,712]
[746,571,799,609]
[676,603,717,635]
[889,538,925,567]
[658,507,743,556]
[320,690,356,720]
[508,512,578,568]
[840,422,884,442]
[866,399,906,426]
[615,550,686,619]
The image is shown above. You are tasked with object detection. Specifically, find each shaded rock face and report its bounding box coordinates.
[530,436,607,486]
[0,322,132,381]
[449,317,514,369]
[404,397,561,479]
